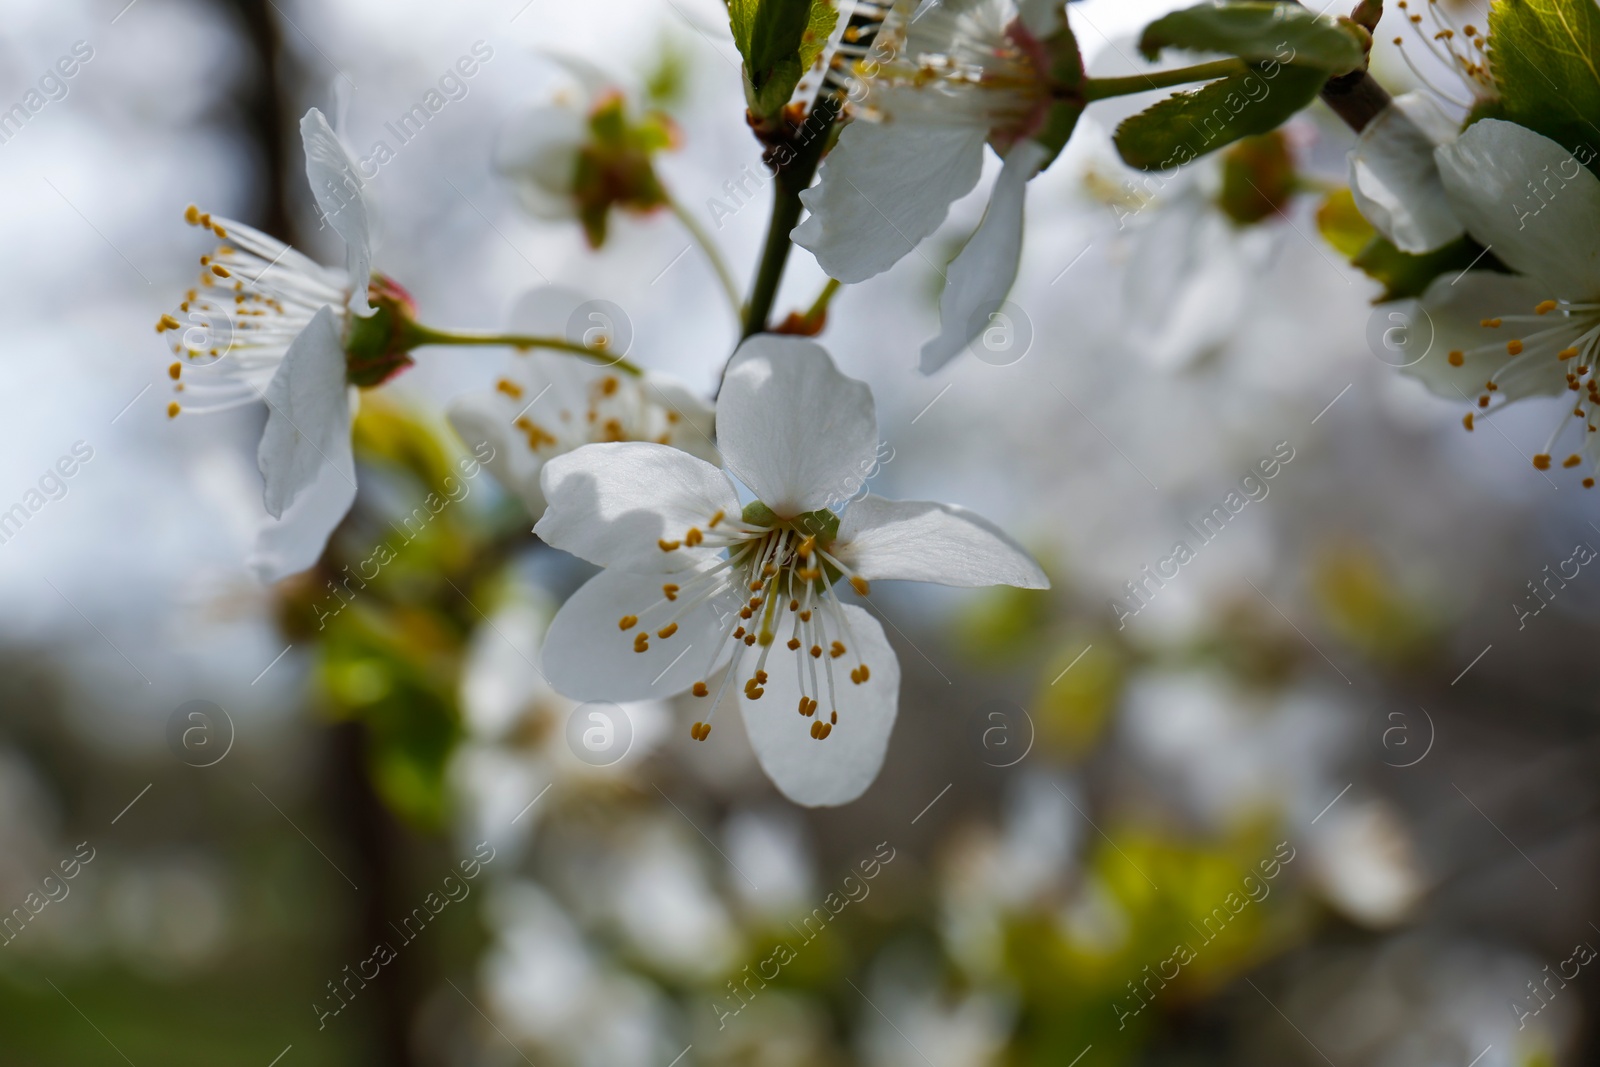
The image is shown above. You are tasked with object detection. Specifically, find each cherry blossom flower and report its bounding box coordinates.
[157,108,408,581]
[447,285,716,520]
[531,336,1047,806]
[794,0,1077,373]
[494,56,678,248]
[1399,119,1600,483]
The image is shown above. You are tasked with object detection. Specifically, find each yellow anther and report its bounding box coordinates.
[810,644,823,658]
[662,583,679,601]
[1463,412,1475,431]
[1536,300,1559,315]
[619,615,638,630]
[168,362,182,380]
[685,527,703,546]
[743,633,756,646]
[167,401,181,419]
[763,563,777,577]
[830,641,846,659]
[691,721,711,741]
[1534,453,1552,470]
[659,539,681,551]
[739,607,752,620]
[692,681,709,697]
[210,264,231,278]
[1561,347,1581,360]
[754,670,768,685]
[157,313,181,332]
[1507,339,1524,356]
[495,378,523,398]
[798,536,816,557]
[1480,317,1502,328]
[849,576,870,596]
[1587,478,1596,488]
[657,622,678,639]
[184,204,202,225]
[799,610,812,622]
[1564,454,1582,468]
[788,638,801,650]
[708,510,725,527]
[600,376,619,396]
[1447,350,1465,366]
[733,626,746,639]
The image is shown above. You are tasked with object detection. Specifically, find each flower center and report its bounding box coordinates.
[157,204,348,419]
[829,0,1052,142]
[1391,0,1495,108]
[616,502,874,743]
[1456,295,1600,486]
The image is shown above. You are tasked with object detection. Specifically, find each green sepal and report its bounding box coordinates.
[1314,187,1506,301]
[1113,62,1325,171]
[1138,1,1366,72]
[1350,235,1502,302]
[1031,17,1088,169]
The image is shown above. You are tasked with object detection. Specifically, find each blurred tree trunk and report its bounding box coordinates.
[218,3,422,1064]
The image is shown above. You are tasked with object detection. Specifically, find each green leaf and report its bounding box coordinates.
[1489,0,1600,175]
[1113,62,1325,171]
[730,0,839,118]
[1140,1,1366,72]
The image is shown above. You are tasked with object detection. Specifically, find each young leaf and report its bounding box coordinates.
[730,0,840,119]
[1140,1,1366,72]
[1113,63,1324,171]
[1489,0,1600,175]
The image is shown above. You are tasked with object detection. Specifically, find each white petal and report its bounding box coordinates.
[835,495,1049,589]
[919,139,1047,373]
[717,336,877,515]
[300,108,372,315]
[249,433,357,583]
[738,604,899,806]
[1403,271,1570,401]
[258,305,354,519]
[541,567,730,702]
[494,104,586,220]
[534,442,740,571]
[1436,119,1600,296]
[793,119,988,283]
[1349,92,1464,254]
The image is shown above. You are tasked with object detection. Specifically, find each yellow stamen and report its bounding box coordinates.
[619,615,638,630]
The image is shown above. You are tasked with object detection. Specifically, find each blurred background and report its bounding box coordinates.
[3,0,1598,1064]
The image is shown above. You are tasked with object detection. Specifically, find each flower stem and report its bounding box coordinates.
[666,193,744,323]
[741,104,839,340]
[404,323,644,376]
[1082,58,1252,102]
[803,277,842,323]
